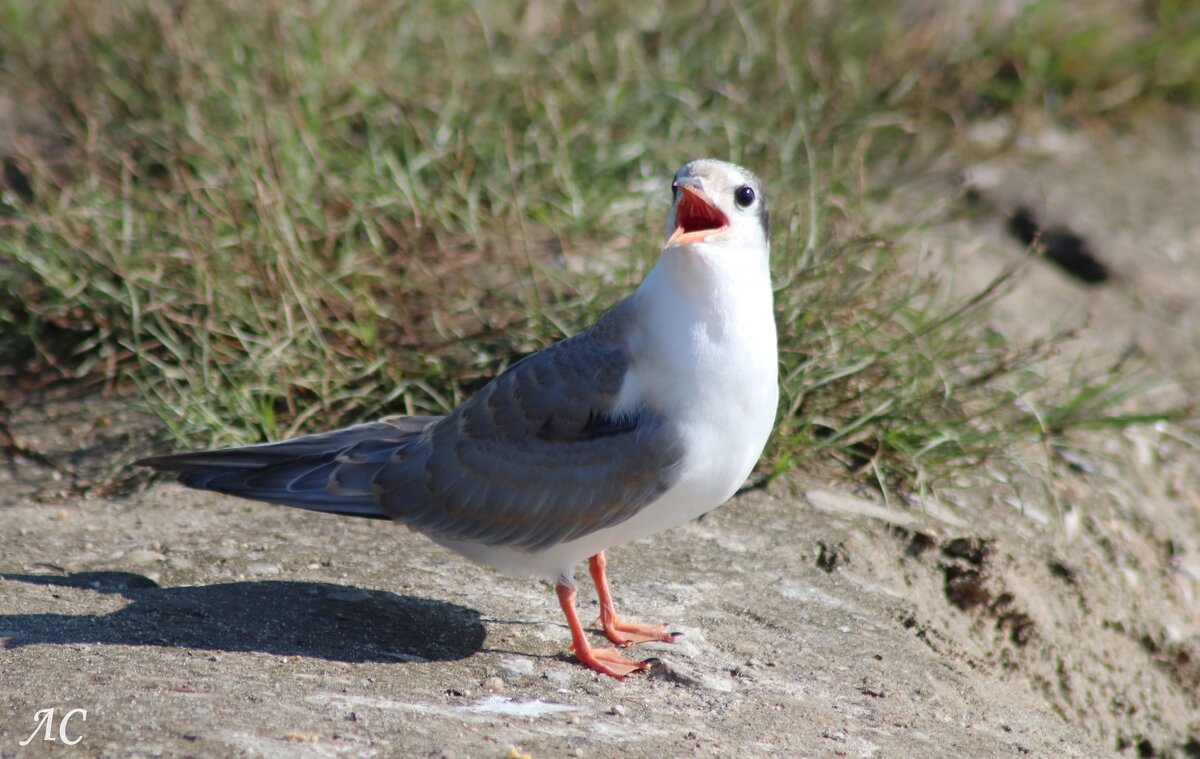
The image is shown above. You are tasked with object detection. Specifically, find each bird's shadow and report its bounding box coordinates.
[0,571,484,663]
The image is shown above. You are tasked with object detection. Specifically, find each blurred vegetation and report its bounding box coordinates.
[0,0,1195,490]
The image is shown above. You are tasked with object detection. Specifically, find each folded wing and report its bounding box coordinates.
[139,303,686,553]
[378,308,685,551]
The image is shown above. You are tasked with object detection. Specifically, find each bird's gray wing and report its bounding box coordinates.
[374,307,687,552]
[136,416,443,518]
[137,304,686,552]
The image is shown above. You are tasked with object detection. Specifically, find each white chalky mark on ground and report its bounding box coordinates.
[306,693,578,720]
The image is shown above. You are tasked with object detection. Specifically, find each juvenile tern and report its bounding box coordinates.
[138,159,779,679]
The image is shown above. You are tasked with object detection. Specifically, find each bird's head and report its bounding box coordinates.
[663,159,770,257]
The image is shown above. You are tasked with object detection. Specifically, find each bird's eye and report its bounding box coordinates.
[734,185,756,208]
[672,183,680,201]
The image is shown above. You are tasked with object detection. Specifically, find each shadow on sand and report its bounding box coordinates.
[0,571,484,663]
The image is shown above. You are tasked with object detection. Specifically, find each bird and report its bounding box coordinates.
[137,159,779,679]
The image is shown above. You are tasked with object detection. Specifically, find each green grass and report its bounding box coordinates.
[0,1,1194,491]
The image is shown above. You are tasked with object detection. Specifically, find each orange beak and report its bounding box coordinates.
[668,184,728,247]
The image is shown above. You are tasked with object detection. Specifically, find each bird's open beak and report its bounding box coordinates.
[668,183,728,247]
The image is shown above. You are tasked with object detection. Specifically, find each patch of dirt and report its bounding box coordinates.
[879,108,1200,756]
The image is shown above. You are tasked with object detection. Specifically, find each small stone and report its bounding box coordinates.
[247,562,280,576]
[816,540,849,572]
[482,676,505,692]
[123,548,165,566]
[609,704,626,717]
[729,665,755,679]
[499,657,535,679]
[544,668,572,689]
[645,659,702,688]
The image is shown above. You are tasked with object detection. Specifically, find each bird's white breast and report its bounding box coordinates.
[624,253,779,512]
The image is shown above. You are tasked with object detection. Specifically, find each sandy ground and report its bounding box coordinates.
[4,119,1200,757]
[0,466,1122,759]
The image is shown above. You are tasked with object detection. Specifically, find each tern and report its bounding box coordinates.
[138,159,779,679]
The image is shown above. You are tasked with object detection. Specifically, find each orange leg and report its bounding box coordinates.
[556,578,648,679]
[588,552,673,647]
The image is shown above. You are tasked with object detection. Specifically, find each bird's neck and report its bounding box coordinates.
[640,245,774,338]
[619,246,778,431]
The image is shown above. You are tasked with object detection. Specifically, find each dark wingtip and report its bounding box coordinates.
[133,453,189,471]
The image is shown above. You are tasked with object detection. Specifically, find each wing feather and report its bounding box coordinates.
[376,302,686,552]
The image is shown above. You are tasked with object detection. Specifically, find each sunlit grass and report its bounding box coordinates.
[0,0,1194,491]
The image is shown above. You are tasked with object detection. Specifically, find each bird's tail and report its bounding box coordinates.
[136,416,441,520]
